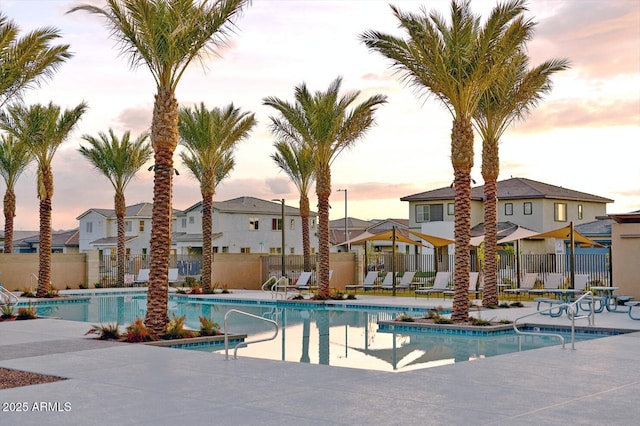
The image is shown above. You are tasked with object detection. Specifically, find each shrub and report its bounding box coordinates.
[87,323,120,340]
[16,301,37,320]
[20,288,35,297]
[396,312,415,322]
[78,283,89,290]
[163,313,194,340]
[469,317,492,326]
[1,303,16,319]
[94,282,103,289]
[509,301,524,308]
[125,318,154,342]
[427,308,453,324]
[346,293,356,300]
[329,289,345,300]
[199,316,220,336]
[43,283,59,298]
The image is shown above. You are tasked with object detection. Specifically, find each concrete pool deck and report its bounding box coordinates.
[1,290,640,425]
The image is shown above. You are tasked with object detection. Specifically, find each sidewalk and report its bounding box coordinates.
[1,293,640,425]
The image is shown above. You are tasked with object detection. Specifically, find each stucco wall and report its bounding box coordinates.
[611,222,640,300]
[0,253,87,291]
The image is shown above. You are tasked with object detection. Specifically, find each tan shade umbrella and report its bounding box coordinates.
[345,229,423,246]
[405,229,454,247]
[530,225,604,247]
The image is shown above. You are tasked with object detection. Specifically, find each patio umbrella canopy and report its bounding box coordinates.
[530,225,604,247]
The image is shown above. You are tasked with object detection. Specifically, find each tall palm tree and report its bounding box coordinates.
[361,0,533,321]
[178,102,255,293]
[0,12,72,108]
[69,0,250,335]
[476,52,569,307]
[0,102,87,297]
[79,129,153,288]
[264,77,386,299]
[0,134,32,253]
[271,140,315,272]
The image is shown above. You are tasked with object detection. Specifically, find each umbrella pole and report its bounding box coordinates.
[570,221,575,289]
[392,226,397,297]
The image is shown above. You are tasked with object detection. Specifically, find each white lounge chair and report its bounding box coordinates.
[345,271,380,292]
[381,271,416,291]
[133,268,150,286]
[573,274,589,291]
[444,272,482,298]
[415,272,451,298]
[529,273,565,296]
[276,271,314,293]
[504,272,539,298]
[168,268,179,284]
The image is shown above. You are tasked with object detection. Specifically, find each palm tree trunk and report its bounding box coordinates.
[201,191,213,293]
[482,137,499,307]
[451,118,473,322]
[145,88,178,336]
[299,193,311,272]
[36,167,53,297]
[3,190,16,254]
[115,192,126,288]
[316,166,331,298]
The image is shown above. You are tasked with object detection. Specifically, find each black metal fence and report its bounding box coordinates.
[98,254,202,287]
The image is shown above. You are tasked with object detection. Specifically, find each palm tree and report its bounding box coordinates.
[361,0,532,321]
[264,77,386,299]
[476,52,569,307]
[271,140,315,272]
[178,103,256,293]
[69,0,250,335]
[79,129,153,288]
[0,12,72,108]
[0,134,32,254]
[0,102,87,297]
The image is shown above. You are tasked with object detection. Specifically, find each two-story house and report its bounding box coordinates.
[77,197,319,256]
[401,177,613,254]
[173,197,319,255]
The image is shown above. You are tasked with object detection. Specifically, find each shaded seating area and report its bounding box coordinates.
[529,273,565,296]
[444,272,482,299]
[415,272,451,298]
[503,272,538,298]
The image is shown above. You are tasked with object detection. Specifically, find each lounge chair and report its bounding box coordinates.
[415,272,451,298]
[529,273,564,296]
[504,272,538,298]
[345,271,380,292]
[444,272,482,298]
[168,268,179,284]
[380,272,397,289]
[573,274,589,291]
[133,268,150,286]
[276,271,314,293]
[381,271,416,291]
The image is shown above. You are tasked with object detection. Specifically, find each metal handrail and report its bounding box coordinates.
[513,291,596,350]
[261,276,278,292]
[224,309,279,360]
[1,285,20,306]
[267,276,288,299]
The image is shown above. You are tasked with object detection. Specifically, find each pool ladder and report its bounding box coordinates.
[224,309,279,360]
[261,275,288,299]
[513,291,596,350]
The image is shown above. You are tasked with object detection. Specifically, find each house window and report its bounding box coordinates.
[578,204,583,220]
[524,202,532,215]
[505,203,513,216]
[290,247,295,254]
[222,246,229,253]
[290,219,295,230]
[447,203,454,215]
[189,216,195,224]
[86,222,93,233]
[240,247,250,254]
[181,218,187,228]
[416,204,443,222]
[249,217,259,230]
[554,203,567,222]
[272,218,282,231]
[311,247,316,254]
[212,247,218,253]
[270,247,282,254]
[139,221,144,232]
[126,221,132,232]
[310,219,316,230]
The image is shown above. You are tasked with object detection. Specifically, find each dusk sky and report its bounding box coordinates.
[2,0,639,231]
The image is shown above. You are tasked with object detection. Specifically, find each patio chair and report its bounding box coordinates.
[504,272,538,298]
[345,271,380,292]
[168,268,179,284]
[133,269,150,286]
[529,273,564,296]
[415,271,451,298]
[276,271,314,293]
[443,272,482,298]
[573,274,589,291]
[381,271,416,291]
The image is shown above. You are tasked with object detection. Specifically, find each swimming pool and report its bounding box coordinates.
[30,293,621,373]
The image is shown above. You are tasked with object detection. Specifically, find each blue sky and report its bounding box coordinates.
[1,0,639,231]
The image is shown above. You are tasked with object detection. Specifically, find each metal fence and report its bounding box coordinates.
[98,254,202,287]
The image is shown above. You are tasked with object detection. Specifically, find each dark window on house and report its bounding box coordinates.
[524,202,532,215]
[139,221,144,232]
[240,247,250,254]
[86,222,93,233]
[505,203,513,216]
[272,218,282,231]
[249,217,259,230]
[554,203,567,222]
[416,204,444,222]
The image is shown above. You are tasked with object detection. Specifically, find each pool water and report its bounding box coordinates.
[33,294,616,373]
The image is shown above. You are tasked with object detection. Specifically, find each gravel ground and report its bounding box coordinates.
[0,368,67,389]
